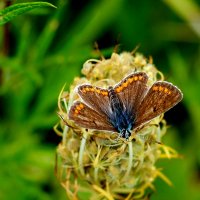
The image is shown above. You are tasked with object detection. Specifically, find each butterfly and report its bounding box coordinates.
[68,72,183,140]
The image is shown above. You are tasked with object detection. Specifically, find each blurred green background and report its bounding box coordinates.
[0,0,200,199]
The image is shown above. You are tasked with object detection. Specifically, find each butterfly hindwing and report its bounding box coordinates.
[68,101,115,131]
[134,81,183,129]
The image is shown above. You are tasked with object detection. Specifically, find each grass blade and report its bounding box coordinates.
[0,2,56,26]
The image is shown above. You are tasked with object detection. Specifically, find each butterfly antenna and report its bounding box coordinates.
[131,44,140,55]
[94,42,104,60]
[155,140,163,145]
[113,44,121,53]
[57,112,73,129]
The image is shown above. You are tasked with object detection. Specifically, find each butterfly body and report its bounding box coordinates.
[68,72,183,140]
[108,86,134,139]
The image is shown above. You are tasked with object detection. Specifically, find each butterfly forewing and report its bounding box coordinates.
[68,101,116,131]
[114,72,148,115]
[134,81,183,129]
[78,85,112,117]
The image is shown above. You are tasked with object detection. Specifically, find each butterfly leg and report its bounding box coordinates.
[119,129,131,140]
[125,130,132,141]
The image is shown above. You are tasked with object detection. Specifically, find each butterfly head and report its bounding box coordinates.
[119,128,132,140]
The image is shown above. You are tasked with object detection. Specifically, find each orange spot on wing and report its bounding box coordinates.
[159,86,163,91]
[90,87,94,92]
[76,104,84,110]
[128,77,134,83]
[115,86,122,93]
[153,86,158,91]
[85,87,90,92]
[164,88,168,93]
[79,103,84,108]
[134,76,138,81]
[81,88,86,93]
[122,82,128,88]
[74,103,84,116]
[101,91,108,96]
[138,76,143,80]
[95,89,101,94]
[76,106,81,111]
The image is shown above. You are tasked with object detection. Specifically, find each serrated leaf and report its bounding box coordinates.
[0,2,56,26]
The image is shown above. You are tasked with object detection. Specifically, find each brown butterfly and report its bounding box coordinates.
[68,72,183,140]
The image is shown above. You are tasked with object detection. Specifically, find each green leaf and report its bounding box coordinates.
[0,2,57,26]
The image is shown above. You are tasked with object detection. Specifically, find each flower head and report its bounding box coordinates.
[55,51,179,200]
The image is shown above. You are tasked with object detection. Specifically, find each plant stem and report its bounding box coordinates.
[78,130,88,176]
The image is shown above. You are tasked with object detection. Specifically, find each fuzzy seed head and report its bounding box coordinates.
[55,51,178,200]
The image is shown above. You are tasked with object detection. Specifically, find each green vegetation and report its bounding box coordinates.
[0,0,199,199]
